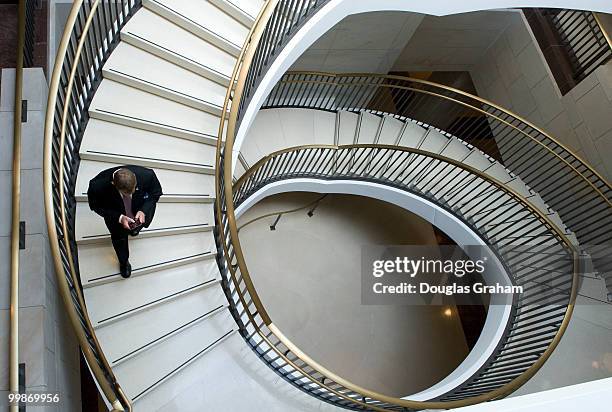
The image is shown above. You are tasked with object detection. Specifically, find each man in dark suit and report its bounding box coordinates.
[87,165,163,278]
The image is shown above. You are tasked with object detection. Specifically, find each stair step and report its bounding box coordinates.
[396,120,428,147]
[95,283,226,366]
[79,150,215,175]
[76,201,213,243]
[115,310,234,401]
[377,116,404,145]
[104,42,228,111]
[420,128,449,153]
[89,79,223,138]
[85,260,220,327]
[440,137,472,161]
[336,110,359,146]
[103,67,224,115]
[355,112,382,144]
[143,0,246,57]
[89,108,218,146]
[121,8,235,84]
[81,119,216,168]
[313,110,337,145]
[276,108,316,148]
[241,109,286,159]
[78,231,216,286]
[76,159,215,200]
[85,253,215,289]
[209,0,261,27]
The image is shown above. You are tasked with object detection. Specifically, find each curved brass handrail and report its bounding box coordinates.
[43,1,135,410]
[594,12,612,48]
[9,2,26,410]
[214,1,601,409]
[276,71,612,206]
[220,142,578,409]
[216,0,281,326]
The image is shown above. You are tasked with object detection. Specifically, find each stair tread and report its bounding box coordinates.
[397,120,428,147]
[356,112,382,144]
[81,119,216,166]
[132,331,330,411]
[103,42,227,109]
[75,201,213,241]
[209,0,258,27]
[78,231,216,286]
[122,8,236,79]
[90,79,222,137]
[218,0,263,20]
[145,0,248,51]
[378,116,404,145]
[76,159,215,199]
[114,310,233,401]
[336,110,359,146]
[85,260,219,326]
[96,285,226,365]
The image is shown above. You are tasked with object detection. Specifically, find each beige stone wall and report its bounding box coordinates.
[470,12,612,181]
[0,68,81,411]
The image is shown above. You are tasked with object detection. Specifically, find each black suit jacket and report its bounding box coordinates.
[87,165,163,232]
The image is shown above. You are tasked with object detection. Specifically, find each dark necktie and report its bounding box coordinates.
[122,193,134,219]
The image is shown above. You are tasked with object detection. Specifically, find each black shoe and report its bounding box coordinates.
[120,261,132,279]
[129,227,142,237]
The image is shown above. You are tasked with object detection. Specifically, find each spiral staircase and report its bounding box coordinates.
[42,1,611,411]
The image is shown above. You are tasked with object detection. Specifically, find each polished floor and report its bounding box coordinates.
[238,192,471,397]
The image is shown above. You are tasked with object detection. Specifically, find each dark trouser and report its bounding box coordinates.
[111,233,130,266]
[104,205,156,266]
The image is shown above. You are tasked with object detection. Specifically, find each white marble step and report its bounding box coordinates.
[79,151,214,176]
[440,137,472,161]
[313,110,337,145]
[133,331,337,412]
[85,259,219,327]
[355,112,382,144]
[208,0,254,27]
[115,309,234,401]
[78,231,217,287]
[121,8,235,84]
[80,119,216,169]
[462,150,493,171]
[96,284,227,366]
[75,201,213,242]
[276,107,317,149]
[209,0,264,27]
[420,128,448,153]
[396,120,428,147]
[76,160,215,199]
[89,108,218,146]
[336,110,359,146]
[89,79,223,139]
[143,0,247,56]
[103,42,227,113]
[377,115,404,145]
[239,109,283,163]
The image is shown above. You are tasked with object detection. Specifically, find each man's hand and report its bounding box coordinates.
[120,215,135,230]
[135,211,146,225]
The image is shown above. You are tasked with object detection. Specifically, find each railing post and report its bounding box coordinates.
[9,2,27,410]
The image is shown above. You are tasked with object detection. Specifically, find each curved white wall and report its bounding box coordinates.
[235,178,514,401]
[232,0,612,161]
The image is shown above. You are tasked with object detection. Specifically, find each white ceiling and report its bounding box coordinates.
[391,11,519,72]
[290,11,425,73]
[290,10,520,74]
